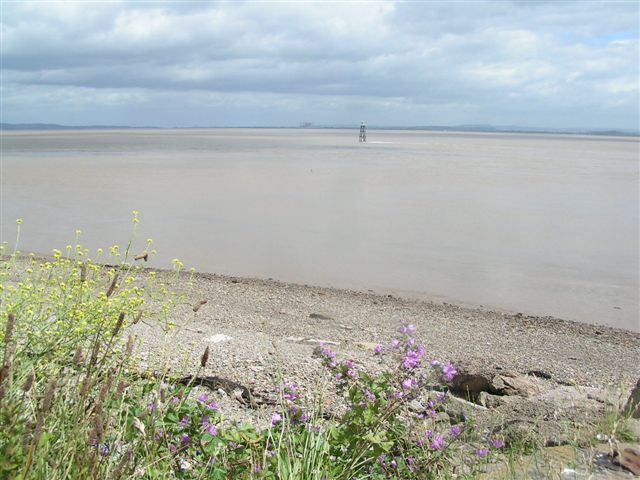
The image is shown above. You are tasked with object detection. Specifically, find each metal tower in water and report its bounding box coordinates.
[359,121,367,142]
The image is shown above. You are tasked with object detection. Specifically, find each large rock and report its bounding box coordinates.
[448,365,541,398]
[448,369,492,396]
[624,378,640,419]
[491,372,542,397]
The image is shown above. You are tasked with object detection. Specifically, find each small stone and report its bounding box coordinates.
[309,313,333,320]
[560,468,577,480]
[217,388,227,397]
[207,334,233,343]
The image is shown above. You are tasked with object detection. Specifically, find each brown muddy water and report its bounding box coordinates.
[1,128,638,331]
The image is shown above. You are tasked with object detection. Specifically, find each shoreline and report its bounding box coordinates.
[130,264,639,388]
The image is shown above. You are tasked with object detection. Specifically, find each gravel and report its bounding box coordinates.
[126,268,640,425]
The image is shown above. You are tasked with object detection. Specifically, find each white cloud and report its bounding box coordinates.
[1,0,638,129]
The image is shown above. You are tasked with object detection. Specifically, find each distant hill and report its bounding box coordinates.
[1,122,637,137]
[0,123,152,131]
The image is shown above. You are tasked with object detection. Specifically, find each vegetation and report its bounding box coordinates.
[0,217,630,479]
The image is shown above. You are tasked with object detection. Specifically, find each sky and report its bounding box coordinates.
[1,0,639,130]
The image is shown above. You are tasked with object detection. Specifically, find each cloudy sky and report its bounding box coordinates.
[1,1,638,129]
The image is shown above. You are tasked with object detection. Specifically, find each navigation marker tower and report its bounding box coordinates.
[359,121,367,142]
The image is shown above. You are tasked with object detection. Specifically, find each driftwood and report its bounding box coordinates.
[129,370,268,408]
[176,374,254,406]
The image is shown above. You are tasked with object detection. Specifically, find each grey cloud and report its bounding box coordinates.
[1,1,638,129]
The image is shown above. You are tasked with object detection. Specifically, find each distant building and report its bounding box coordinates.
[300,122,314,128]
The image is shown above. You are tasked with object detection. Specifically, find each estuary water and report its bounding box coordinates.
[1,128,638,331]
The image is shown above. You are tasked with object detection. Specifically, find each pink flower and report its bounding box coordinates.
[398,323,416,334]
[402,378,416,390]
[443,362,458,381]
[491,438,505,449]
[430,434,445,450]
[197,393,209,403]
[373,344,382,354]
[476,447,490,457]
[450,425,461,437]
[207,424,218,435]
[271,413,282,425]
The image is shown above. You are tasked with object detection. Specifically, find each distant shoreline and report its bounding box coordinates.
[2,123,638,138]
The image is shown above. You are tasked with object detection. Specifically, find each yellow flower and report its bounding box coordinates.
[16,218,23,225]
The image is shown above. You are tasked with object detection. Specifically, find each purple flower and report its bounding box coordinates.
[148,400,156,412]
[450,425,462,437]
[430,434,445,450]
[347,368,358,379]
[442,362,458,381]
[391,339,401,349]
[431,359,441,366]
[402,378,416,390]
[321,347,336,360]
[435,391,447,403]
[181,434,191,445]
[207,401,219,411]
[364,390,376,403]
[373,344,382,354]
[398,323,416,334]
[207,424,218,435]
[390,459,397,468]
[403,348,424,369]
[179,415,190,427]
[197,393,209,403]
[98,444,110,456]
[271,413,282,425]
[168,443,177,453]
[476,448,490,457]
[491,438,505,449]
